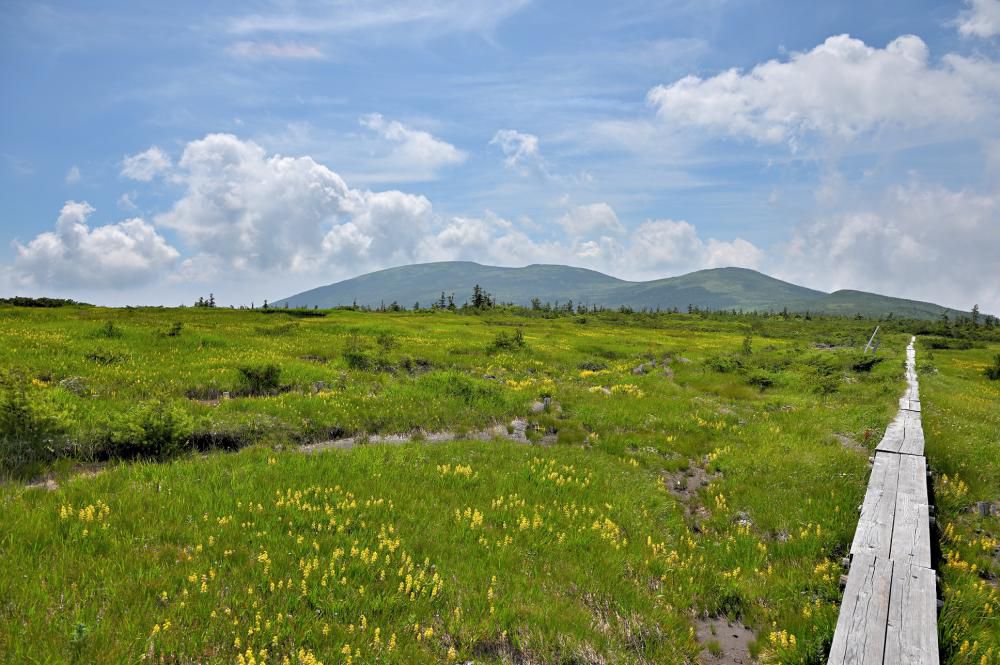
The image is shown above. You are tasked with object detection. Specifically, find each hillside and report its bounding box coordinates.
[275,262,967,319]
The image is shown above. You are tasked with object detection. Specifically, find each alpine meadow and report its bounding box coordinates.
[1,299,998,663]
[3,0,1000,663]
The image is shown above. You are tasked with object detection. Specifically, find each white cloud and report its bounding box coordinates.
[628,219,762,274]
[488,128,585,183]
[648,34,1000,145]
[359,114,466,181]
[490,129,543,170]
[65,165,80,184]
[12,201,179,288]
[557,203,625,236]
[227,1,529,37]
[121,146,172,181]
[778,184,1000,312]
[226,41,324,59]
[956,0,1000,38]
[117,192,138,211]
[155,133,434,274]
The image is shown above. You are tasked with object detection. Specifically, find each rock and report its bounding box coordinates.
[530,401,546,414]
[58,376,88,396]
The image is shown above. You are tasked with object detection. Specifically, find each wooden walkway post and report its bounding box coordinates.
[828,337,939,665]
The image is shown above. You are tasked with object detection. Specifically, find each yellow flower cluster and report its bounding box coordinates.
[768,629,797,650]
[610,384,644,398]
[529,457,593,488]
[437,463,475,478]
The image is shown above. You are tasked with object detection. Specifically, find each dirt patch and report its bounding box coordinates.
[663,464,718,502]
[834,432,866,453]
[298,354,328,363]
[694,616,756,664]
[25,478,59,491]
[301,419,538,454]
[663,464,720,532]
[24,464,105,491]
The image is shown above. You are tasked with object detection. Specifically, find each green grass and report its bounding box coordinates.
[920,340,1000,664]
[0,304,993,663]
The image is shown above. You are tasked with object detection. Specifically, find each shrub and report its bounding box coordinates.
[85,349,127,365]
[577,360,608,372]
[985,354,1000,381]
[343,333,373,370]
[851,355,884,372]
[490,328,527,352]
[236,365,283,396]
[746,370,775,390]
[162,322,183,337]
[0,371,67,477]
[706,354,741,373]
[101,401,195,460]
[95,321,123,338]
[134,401,195,458]
[375,331,398,352]
[924,337,974,350]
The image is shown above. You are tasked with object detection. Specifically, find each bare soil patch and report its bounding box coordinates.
[694,616,756,664]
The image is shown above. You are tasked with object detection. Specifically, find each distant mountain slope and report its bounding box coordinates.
[274,262,966,319]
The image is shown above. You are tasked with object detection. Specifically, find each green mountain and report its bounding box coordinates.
[274,262,966,319]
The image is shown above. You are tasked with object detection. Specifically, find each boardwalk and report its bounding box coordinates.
[828,337,939,665]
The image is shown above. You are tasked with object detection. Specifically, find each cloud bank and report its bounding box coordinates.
[648,34,1000,145]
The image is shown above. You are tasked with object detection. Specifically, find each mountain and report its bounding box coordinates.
[274,262,966,319]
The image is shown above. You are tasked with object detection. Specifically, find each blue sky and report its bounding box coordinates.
[2,0,999,310]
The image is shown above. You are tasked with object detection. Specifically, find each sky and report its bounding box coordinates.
[1,0,999,311]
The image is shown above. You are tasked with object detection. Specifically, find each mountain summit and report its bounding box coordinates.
[274,262,963,319]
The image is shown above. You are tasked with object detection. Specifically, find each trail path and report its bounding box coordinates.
[828,337,939,665]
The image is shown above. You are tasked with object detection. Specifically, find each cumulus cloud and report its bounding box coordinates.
[558,203,625,236]
[491,129,543,170]
[628,219,762,275]
[121,146,172,181]
[227,41,324,59]
[155,133,434,274]
[647,34,1000,145]
[778,184,1000,312]
[12,201,179,288]
[956,0,1000,38]
[65,165,80,184]
[359,114,466,181]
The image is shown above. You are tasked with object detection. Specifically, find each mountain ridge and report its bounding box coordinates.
[274,262,968,320]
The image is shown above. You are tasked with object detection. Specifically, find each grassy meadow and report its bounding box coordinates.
[0,303,997,663]
[920,340,1000,664]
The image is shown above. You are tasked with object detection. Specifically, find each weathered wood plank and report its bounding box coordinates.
[851,453,900,559]
[876,412,906,454]
[890,455,931,568]
[828,553,893,665]
[899,410,926,456]
[885,562,939,665]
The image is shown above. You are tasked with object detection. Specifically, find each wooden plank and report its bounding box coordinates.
[885,563,939,665]
[851,453,900,559]
[899,410,925,456]
[828,553,893,665]
[876,412,906,454]
[890,455,931,568]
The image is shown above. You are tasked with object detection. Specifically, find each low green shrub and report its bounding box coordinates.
[985,354,1000,380]
[94,321,123,339]
[489,328,526,352]
[0,371,68,477]
[236,365,283,396]
[851,355,884,372]
[706,354,741,373]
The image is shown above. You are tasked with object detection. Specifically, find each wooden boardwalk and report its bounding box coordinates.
[828,337,939,665]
